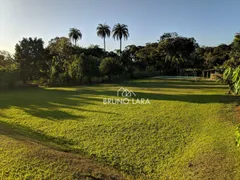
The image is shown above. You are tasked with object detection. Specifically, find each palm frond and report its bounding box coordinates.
[112,23,129,40]
[69,28,82,45]
[96,23,111,39]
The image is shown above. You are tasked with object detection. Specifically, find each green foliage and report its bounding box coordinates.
[133,66,158,79]
[158,36,198,75]
[15,37,46,83]
[97,23,111,51]
[47,37,73,59]
[99,57,123,81]
[132,70,151,79]
[0,51,21,89]
[68,55,84,83]
[237,125,240,147]
[48,58,58,85]
[69,28,82,46]
[0,50,15,68]
[2,31,239,88]
[202,44,231,68]
[160,32,179,41]
[0,65,20,89]
[221,33,240,94]
[68,54,99,84]
[112,23,129,53]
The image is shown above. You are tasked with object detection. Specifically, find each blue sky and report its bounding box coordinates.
[0,0,239,53]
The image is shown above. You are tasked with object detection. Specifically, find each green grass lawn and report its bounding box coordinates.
[0,78,240,179]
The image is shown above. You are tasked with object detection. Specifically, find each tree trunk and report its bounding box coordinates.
[80,76,83,84]
[120,38,122,56]
[104,37,106,51]
[108,74,111,82]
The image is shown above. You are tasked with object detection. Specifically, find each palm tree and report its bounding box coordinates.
[112,23,129,55]
[69,28,82,46]
[96,23,111,51]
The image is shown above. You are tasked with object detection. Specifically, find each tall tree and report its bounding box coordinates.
[47,37,73,81]
[221,33,240,94]
[99,57,122,81]
[160,32,178,41]
[158,35,198,75]
[230,32,240,65]
[47,37,73,58]
[0,50,15,68]
[15,37,45,83]
[96,23,111,51]
[68,28,82,46]
[112,23,129,55]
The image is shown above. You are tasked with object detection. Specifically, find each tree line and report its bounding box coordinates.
[0,23,239,93]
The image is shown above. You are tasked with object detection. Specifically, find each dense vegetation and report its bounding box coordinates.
[0,23,239,92]
[0,78,240,179]
[220,33,240,94]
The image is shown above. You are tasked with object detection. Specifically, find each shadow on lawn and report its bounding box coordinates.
[0,79,239,121]
[0,88,116,120]
[136,91,240,104]
[75,88,240,105]
[0,120,75,148]
[122,79,228,89]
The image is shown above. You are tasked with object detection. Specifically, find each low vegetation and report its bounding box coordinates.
[0,78,239,179]
[237,126,240,147]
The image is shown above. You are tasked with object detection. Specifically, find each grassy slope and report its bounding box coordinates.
[0,78,239,179]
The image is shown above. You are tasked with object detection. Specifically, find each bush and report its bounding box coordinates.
[133,70,150,79]
[223,65,240,94]
[237,126,240,147]
[38,77,48,86]
[55,73,67,85]
[0,68,20,89]
[99,57,123,81]
[146,66,159,76]
[133,67,159,79]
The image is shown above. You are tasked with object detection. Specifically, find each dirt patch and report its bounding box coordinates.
[189,151,235,180]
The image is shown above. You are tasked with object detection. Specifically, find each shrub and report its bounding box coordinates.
[237,126,240,147]
[146,66,159,76]
[38,77,48,86]
[99,57,123,81]
[0,67,20,89]
[223,65,240,94]
[133,67,159,79]
[133,70,150,79]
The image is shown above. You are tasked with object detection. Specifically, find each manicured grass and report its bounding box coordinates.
[0,78,240,179]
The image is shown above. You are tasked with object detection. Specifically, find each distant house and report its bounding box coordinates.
[202,69,221,79]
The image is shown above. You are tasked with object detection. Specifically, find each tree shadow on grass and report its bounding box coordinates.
[0,120,128,179]
[0,88,117,120]
[67,79,238,104]
[0,120,75,149]
[132,91,240,104]
[23,108,84,121]
[121,79,228,90]
[74,88,240,105]
[0,81,238,122]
